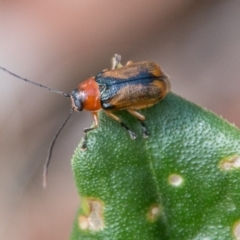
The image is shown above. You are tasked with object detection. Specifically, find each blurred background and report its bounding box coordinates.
[0,0,240,239]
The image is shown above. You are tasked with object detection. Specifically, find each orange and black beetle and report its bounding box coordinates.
[0,54,170,185]
[71,54,170,146]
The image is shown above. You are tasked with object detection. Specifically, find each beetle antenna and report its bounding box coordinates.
[0,66,70,98]
[43,108,74,188]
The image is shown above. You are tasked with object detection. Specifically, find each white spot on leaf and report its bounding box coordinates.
[78,216,89,230]
[78,198,104,231]
[219,155,240,171]
[168,174,183,187]
[233,220,240,239]
[147,204,161,221]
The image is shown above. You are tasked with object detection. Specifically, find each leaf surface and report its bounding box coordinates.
[71,93,240,240]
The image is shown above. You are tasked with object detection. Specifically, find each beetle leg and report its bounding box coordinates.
[104,110,137,139]
[127,109,149,138]
[81,112,99,150]
[111,54,123,69]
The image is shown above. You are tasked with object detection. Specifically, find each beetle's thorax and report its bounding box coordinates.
[71,77,101,112]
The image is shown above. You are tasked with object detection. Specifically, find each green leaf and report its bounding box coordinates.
[70,93,240,240]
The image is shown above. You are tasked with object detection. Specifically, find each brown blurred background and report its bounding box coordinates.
[0,1,240,239]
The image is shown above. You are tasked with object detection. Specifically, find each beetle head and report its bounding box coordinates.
[71,89,84,111]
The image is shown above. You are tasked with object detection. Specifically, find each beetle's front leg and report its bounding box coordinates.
[81,112,99,150]
[104,110,137,139]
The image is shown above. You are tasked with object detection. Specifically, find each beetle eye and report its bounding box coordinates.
[71,89,83,111]
[74,99,82,111]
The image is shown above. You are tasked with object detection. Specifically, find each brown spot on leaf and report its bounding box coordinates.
[78,198,104,231]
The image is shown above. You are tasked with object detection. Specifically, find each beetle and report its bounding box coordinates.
[71,54,170,146]
[0,54,170,186]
